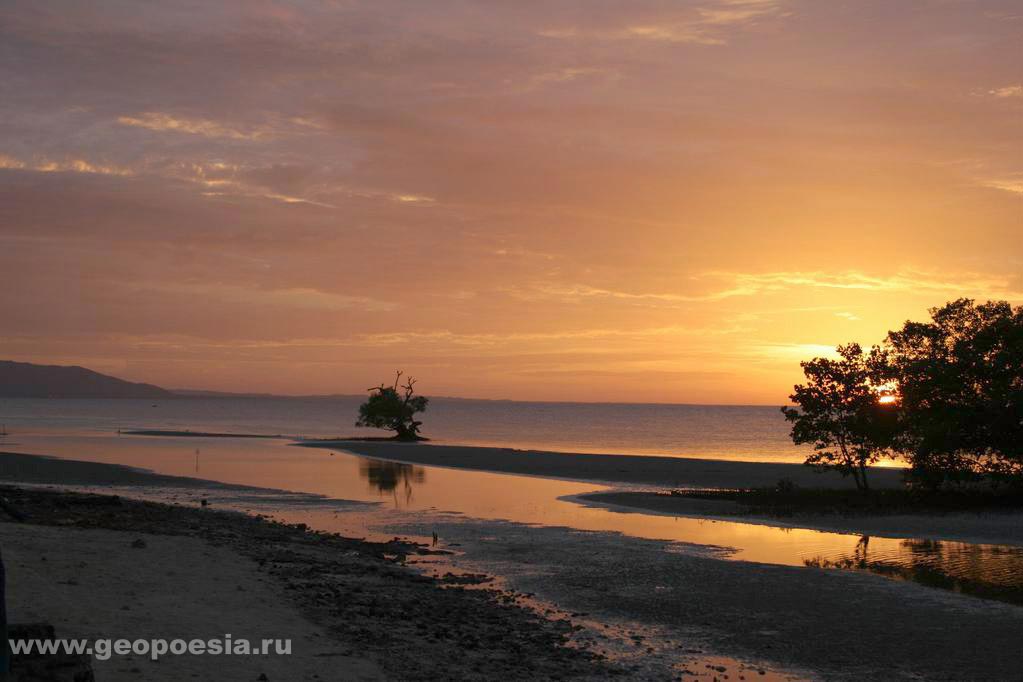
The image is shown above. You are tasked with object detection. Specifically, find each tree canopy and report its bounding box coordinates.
[356,371,429,441]
[881,299,1023,483]
[784,299,1023,489]
[782,343,897,491]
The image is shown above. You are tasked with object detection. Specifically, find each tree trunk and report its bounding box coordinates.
[851,467,864,492]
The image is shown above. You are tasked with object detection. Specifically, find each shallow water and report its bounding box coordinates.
[2,428,1020,605]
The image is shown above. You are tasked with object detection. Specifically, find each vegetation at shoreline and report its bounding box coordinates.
[783,299,1023,491]
[356,371,429,441]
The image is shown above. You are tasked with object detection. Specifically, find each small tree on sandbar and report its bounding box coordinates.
[356,371,428,441]
[781,343,897,492]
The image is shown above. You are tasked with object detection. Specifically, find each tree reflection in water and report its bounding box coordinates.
[804,535,1023,605]
[359,458,426,507]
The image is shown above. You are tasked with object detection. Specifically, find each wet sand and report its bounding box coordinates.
[0,485,611,680]
[0,450,249,489]
[402,512,1023,682]
[299,440,907,489]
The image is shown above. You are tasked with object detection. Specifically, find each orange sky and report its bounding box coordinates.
[1,0,1021,403]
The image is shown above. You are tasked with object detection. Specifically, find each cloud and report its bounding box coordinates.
[0,153,133,176]
[515,270,1023,308]
[989,85,1023,98]
[146,283,397,313]
[520,283,757,304]
[118,112,267,139]
[748,342,841,360]
[980,176,1023,195]
[391,194,436,204]
[539,0,786,45]
[0,0,1020,401]
[0,154,26,169]
[0,153,336,206]
[711,270,1022,297]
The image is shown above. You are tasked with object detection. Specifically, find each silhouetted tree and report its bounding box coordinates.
[356,371,428,441]
[782,344,898,491]
[880,299,1023,486]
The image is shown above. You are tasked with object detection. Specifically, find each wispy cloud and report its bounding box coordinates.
[989,84,1023,98]
[747,342,841,361]
[513,282,757,305]
[148,283,397,313]
[980,175,1023,195]
[0,154,26,170]
[0,153,132,176]
[710,270,1022,297]
[391,194,436,204]
[117,112,270,140]
[539,0,786,45]
[517,270,1023,307]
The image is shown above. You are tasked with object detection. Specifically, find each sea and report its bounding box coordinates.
[0,396,804,462]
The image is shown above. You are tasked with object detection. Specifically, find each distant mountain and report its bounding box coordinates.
[171,389,364,399]
[0,360,174,399]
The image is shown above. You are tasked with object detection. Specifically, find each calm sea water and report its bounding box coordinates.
[0,397,805,462]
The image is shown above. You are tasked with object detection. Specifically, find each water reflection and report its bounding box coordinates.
[7,429,1023,608]
[358,458,425,506]
[805,536,1023,605]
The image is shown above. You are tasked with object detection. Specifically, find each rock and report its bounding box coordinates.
[131,538,147,549]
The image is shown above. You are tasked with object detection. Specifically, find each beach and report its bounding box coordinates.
[3,445,1023,679]
[298,440,906,489]
[0,483,610,680]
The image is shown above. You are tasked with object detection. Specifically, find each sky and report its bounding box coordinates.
[1,0,1021,404]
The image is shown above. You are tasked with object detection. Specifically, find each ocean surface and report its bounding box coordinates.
[0,396,806,462]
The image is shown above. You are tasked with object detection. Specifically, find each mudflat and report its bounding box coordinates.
[299,440,906,489]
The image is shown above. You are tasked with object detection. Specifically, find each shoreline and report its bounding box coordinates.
[0,485,613,680]
[571,491,1023,547]
[7,445,1020,549]
[4,450,1023,678]
[298,440,907,489]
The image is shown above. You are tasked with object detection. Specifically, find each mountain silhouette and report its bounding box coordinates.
[0,360,173,399]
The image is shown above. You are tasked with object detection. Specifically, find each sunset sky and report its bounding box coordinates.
[1,0,1021,403]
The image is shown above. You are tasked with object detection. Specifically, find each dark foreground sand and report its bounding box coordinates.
[298,441,907,489]
[2,519,382,681]
[0,485,611,680]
